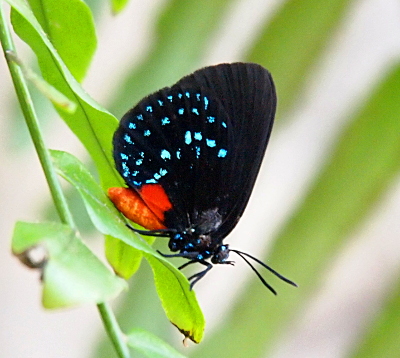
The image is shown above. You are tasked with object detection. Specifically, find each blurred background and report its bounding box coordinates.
[1,0,400,357]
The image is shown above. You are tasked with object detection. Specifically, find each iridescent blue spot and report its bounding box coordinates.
[160,168,168,176]
[120,153,129,160]
[139,152,144,158]
[194,132,202,140]
[133,181,142,186]
[161,117,170,125]
[146,106,153,112]
[206,139,216,147]
[196,93,201,101]
[221,121,227,128]
[136,159,143,165]
[176,150,181,159]
[160,149,171,160]
[204,96,209,110]
[178,93,183,98]
[192,108,199,115]
[154,173,161,180]
[218,149,228,158]
[146,179,157,184]
[195,146,201,158]
[158,100,163,106]
[124,134,133,144]
[167,95,173,102]
[185,131,192,145]
[207,116,215,123]
[128,122,136,129]
[144,129,151,136]
[185,91,190,98]
[137,114,143,121]
[122,162,130,177]
[178,108,184,115]
[132,170,139,176]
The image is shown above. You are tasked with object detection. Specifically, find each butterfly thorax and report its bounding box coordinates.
[166,208,230,263]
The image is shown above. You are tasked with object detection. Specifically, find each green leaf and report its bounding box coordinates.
[192,65,400,357]
[12,221,127,308]
[111,0,129,14]
[247,0,354,115]
[110,0,235,118]
[350,277,400,358]
[7,0,120,190]
[127,328,187,358]
[51,150,205,342]
[26,0,97,82]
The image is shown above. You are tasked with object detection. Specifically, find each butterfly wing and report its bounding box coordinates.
[112,63,276,239]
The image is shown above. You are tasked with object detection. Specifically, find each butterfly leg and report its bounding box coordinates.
[187,260,213,289]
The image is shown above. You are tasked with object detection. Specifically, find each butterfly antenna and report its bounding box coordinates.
[231,249,297,293]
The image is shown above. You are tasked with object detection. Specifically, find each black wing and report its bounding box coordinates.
[113,63,276,238]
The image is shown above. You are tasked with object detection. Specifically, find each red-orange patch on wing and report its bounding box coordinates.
[108,187,166,231]
[138,184,173,221]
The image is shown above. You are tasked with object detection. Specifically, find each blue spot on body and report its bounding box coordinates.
[146,179,157,184]
[185,131,192,145]
[124,134,133,144]
[207,116,215,123]
[132,171,139,176]
[133,181,142,186]
[128,122,136,129]
[158,100,163,106]
[221,121,227,128]
[206,139,216,147]
[185,91,190,98]
[137,114,143,121]
[161,117,170,125]
[196,93,201,101]
[136,159,143,165]
[178,108,184,115]
[120,153,129,160]
[176,150,181,159]
[160,168,168,176]
[122,162,130,177]
[178,93,183,98]
[192,108,199,115]
[154,173,161,180]
[167,95,173,102]
[195,146,201,158]
[146,106,153,112]
[139,152,144,158]
[204,96,209,110]
[194,132,202,140]
[160,149,171,160]
[144,130,151,136]
[218,149,228,158]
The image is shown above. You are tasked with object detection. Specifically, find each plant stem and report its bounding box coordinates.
[98,302,131,358]
[0,4,130,357]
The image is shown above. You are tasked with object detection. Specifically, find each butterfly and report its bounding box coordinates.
[108,62,296,293]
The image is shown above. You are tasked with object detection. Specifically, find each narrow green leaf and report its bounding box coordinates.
[146,255,205,344]
[192,65,400,357]
[5,50,77,112]
[51,150,205,342]
[12,221,127,308]
[247,0,354,115]
[350,276,400,358]
[110,0,235,118]
[111,0,129,14]
[7,0,120,189]
[127,328,187,358]
[26,0,97,82]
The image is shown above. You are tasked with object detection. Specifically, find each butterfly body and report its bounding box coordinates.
[109,63,296,291]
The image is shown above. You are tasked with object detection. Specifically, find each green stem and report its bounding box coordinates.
[98,303,131,358]
[0,3,130,358]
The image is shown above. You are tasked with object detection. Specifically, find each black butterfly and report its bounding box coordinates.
[109,63,296,293]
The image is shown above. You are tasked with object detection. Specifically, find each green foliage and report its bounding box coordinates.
[12,221,126,308]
